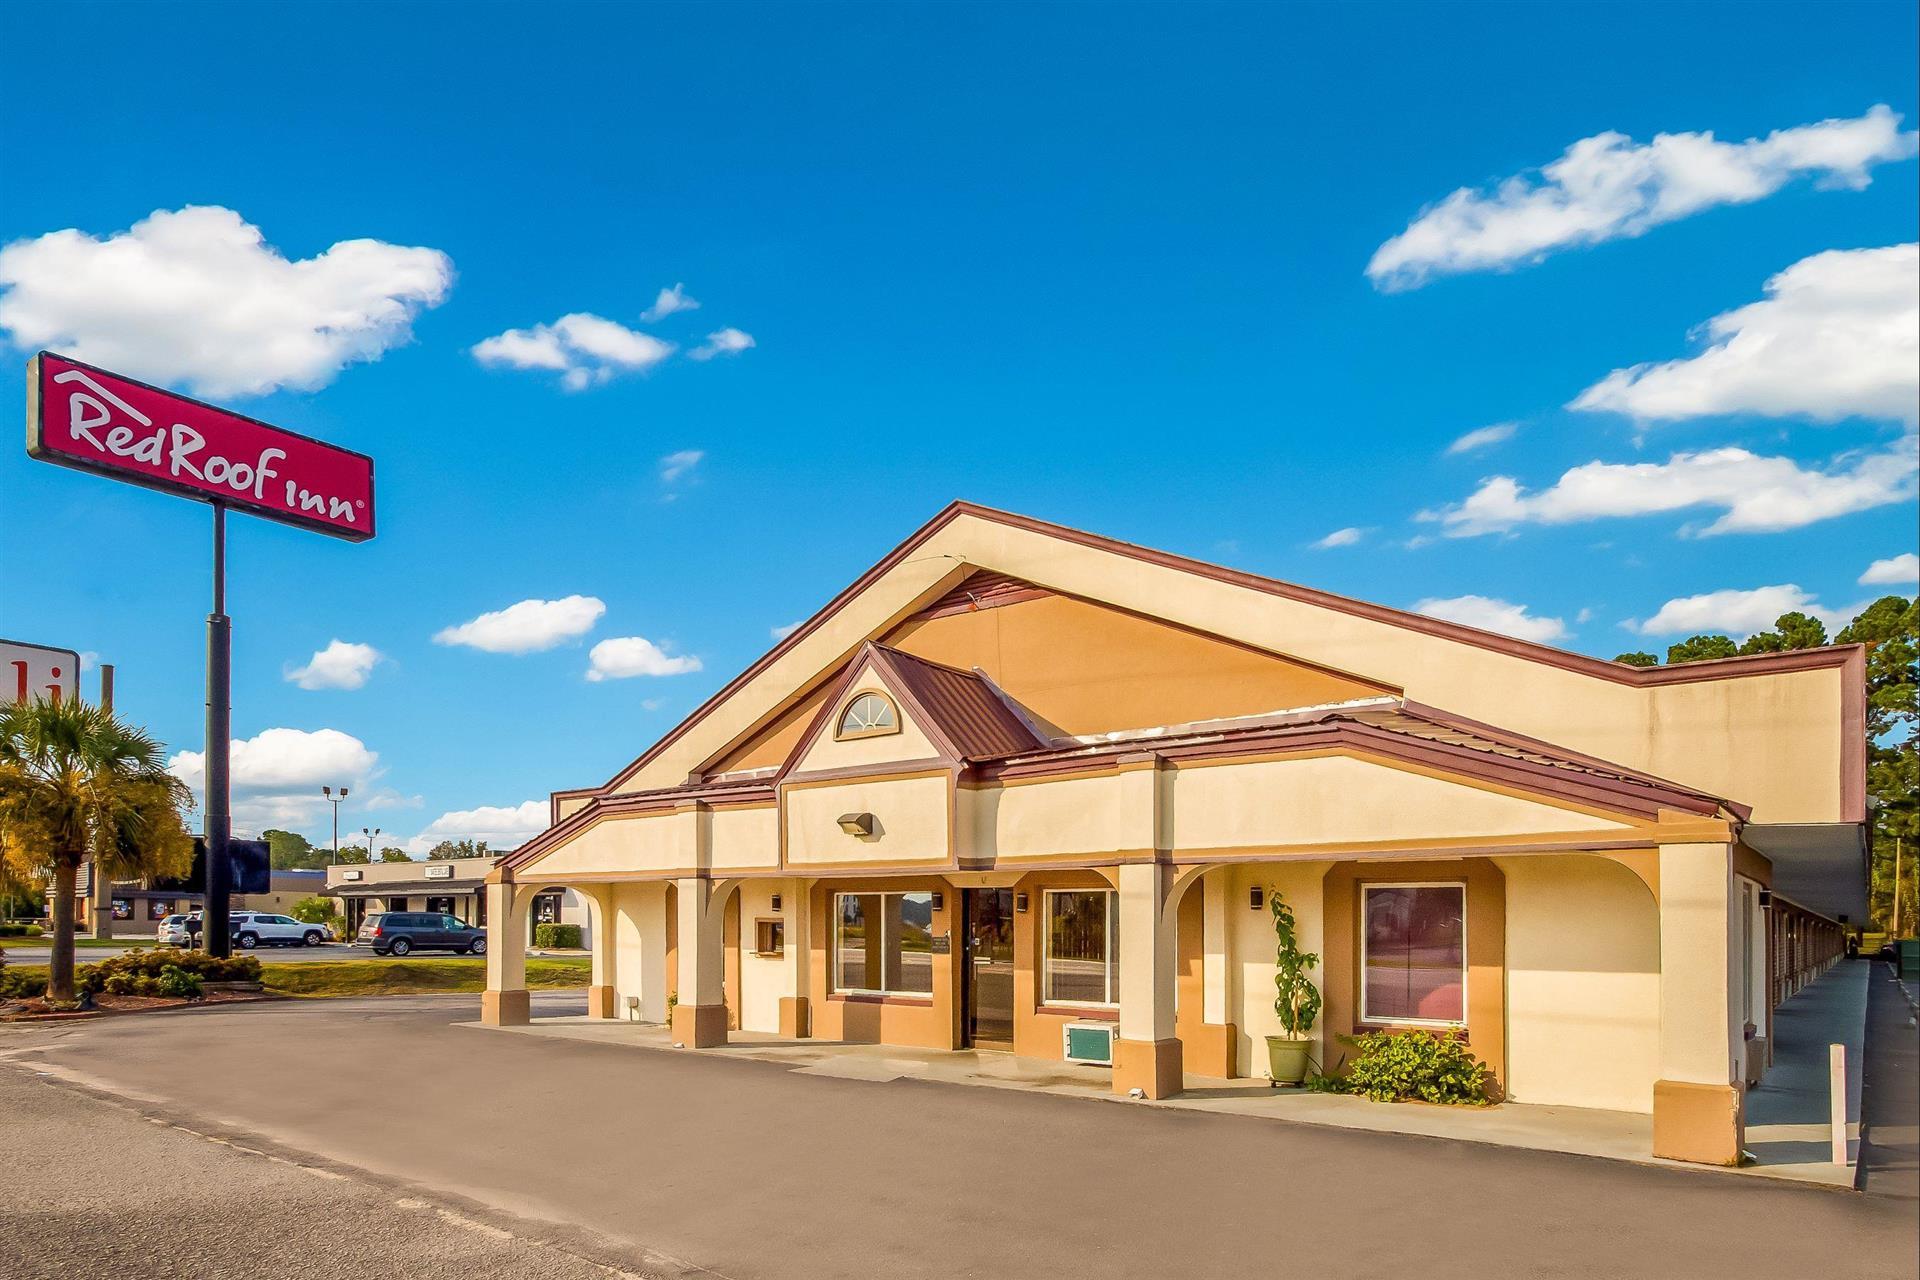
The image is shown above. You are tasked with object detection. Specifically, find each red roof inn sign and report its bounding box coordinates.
[27,352,374,540]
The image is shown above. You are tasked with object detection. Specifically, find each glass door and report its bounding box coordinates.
[964,889,1016,1049]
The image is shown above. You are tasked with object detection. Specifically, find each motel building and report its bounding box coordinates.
[480,503,1864,1167]
[325,857,594,948]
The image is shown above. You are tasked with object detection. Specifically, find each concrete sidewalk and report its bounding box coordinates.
[469,966,1874,1189]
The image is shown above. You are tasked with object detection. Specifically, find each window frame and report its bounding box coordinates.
[834,690,901,741]
[1359,880,1468,1029]
[830,890,935,999]
[1040,888,1121,1010]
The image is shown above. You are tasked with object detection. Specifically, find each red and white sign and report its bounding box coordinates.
[26,352,375,541]
[1,639,79,706]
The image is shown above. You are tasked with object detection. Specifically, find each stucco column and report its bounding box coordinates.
[673,876,728,1047]
[1114,861,1182,1098]
[1653,841,1745,1165]
[780,878,812,1038]
[616,885,670,1023]
[585,886,616,1020]
[482,880,528,1026]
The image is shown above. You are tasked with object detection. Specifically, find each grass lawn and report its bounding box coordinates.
[259,956,591,998]
[0,936,157,949]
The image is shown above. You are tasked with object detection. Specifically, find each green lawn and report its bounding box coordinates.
[259,956,591,998]
[0,936,156,949]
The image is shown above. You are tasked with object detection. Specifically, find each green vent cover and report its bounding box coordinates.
[1065,1023,1114,1065]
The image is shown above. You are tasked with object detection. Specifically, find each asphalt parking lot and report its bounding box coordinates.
[2,985,1915,1280]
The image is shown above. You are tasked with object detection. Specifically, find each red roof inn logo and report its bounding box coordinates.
[26,352,374,541]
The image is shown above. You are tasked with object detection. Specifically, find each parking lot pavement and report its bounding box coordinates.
[3,993,1916,1280]
[0,1066,676,1279]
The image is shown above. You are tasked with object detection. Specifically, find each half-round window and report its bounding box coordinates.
[837,692,899,739]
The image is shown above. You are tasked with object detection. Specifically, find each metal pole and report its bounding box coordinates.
[204,503,232,959]
[100,663,114,714]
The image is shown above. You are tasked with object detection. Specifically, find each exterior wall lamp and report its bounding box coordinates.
[836,812,875,837]
[1250,886,1265,911]
[770,893,783,913]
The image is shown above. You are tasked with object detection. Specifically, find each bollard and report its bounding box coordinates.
[1829,1043,1847,1166]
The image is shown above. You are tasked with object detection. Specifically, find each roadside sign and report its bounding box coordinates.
[1,637,79,705]
[26,351,375,540]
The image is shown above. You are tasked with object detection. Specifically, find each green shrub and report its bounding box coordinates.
[290,896,334,924]
[154,966,203,998]
[0,923,44,937]
[534,923,582,949]
[1310,1030,1491,1105]
[78,949,261,993]
[0,967,48,999]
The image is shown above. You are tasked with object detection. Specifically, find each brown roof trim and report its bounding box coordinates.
[503,779,776,873]
[567,500,1863,816]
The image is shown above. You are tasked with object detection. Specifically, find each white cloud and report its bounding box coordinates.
[1625,584,1858,636]
[1422,437,1918,537]
[586,636,703,681]
[434,595,605,654]
[78,651,99,672]
[771,621,803,640]
[0,206,451,397]
[1860,552,1920,586]
[658,449,704,484]
[689,327,755,360]
[473,312,674,390]
[640,283,699,323]
[1313,526,1366,549]
[402,800,549,855]
[168,727,379,832]
[285,640,382,691]
[1571,244,1918,426]
[1446,422,1519,455]
[1412,595,1568,643]
[1368,106,1917,289]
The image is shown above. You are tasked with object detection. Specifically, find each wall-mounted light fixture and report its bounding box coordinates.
[1250,886,1266,911]
[1757,889,1773,909]
[770,893,783,913]
[930,891,944,912]
[836,812,875,837]
[1014,892,1029,913]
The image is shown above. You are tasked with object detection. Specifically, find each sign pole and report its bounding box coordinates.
[204,502,232,959]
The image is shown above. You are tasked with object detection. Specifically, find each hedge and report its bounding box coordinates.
[533,923,583,949]
[77,949,262,994]
[0,923,45,937]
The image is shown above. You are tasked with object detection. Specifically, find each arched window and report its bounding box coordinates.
[836,691,899,739]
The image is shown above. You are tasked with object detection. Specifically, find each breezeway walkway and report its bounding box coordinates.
[468,959,1873,1189]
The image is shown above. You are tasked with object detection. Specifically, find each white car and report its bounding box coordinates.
[229,912,331,949]
[156,914,193,946]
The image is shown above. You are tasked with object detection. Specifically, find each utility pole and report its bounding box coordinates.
[1895,836,1905,939]
[205,505,231,960]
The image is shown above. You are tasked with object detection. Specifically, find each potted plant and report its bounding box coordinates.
[1265,887,1321,1086]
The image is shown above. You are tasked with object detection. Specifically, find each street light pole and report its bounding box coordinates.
[323,786,348,863]
[363,827,382,861]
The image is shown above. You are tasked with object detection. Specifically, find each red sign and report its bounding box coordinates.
[26,352,375,541]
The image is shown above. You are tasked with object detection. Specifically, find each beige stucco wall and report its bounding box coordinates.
[709,806,779,871]
[611,881,670,1022]
[1171,755,1629,853]
[963,774,1141,861]
[734,879,791,1034]
[792,678,941,772]
[608,512,1849,824]
[1497,855,1661,1112]
[1223,862,1329,1078]
[784,775,951,866]
[527,809,697,878]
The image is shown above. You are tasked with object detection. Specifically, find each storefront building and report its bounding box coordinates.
[481,502,1866,1167]
[326,857,593,946]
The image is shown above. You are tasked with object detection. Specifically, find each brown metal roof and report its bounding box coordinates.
[869,646,1046,761]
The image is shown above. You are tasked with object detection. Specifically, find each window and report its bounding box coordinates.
[833,892,934,996]
[754,918,785,957]
[1043,890,1120,1006]
[836,692,899,740]
[1361,883,1466,1026]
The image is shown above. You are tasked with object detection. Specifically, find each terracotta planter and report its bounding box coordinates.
[1265,1034,1314,1086]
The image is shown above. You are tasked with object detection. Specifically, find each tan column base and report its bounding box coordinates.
[779,995,811,1039]
[1181,1022,1238,1079]
[481,989,530,1027]
[672,1002,729,1048]
[1652,1080,1745,1166]
[587,984,615,1019]
[1113,1036,1184,1099]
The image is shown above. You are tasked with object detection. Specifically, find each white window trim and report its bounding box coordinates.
[1359,880,1467,1028]
[831,890,934,998]
[1040,888,1120,1009]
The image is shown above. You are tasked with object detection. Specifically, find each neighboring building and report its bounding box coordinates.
[480,502,1864,1168]
[77,867,328,938]
[324,856,593,947]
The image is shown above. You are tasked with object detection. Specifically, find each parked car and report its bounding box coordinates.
[156,914,194,946]
[355,912,487,957]
[229,912,330,949]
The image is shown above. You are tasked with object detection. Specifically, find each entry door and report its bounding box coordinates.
[964,889,1016,1049]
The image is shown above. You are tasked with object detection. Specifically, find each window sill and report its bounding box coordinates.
[1036,1004,1118,1021]
[829,992,934,1007]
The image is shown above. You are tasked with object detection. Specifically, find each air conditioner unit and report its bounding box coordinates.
[1062,1022,1116,1066]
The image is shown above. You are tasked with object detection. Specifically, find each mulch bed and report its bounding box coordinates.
[0,990,281,1022]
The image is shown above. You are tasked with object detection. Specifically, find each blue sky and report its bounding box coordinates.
[2,1,1915,852]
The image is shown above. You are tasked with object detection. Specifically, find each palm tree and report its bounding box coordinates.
[0,699,194,1002]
